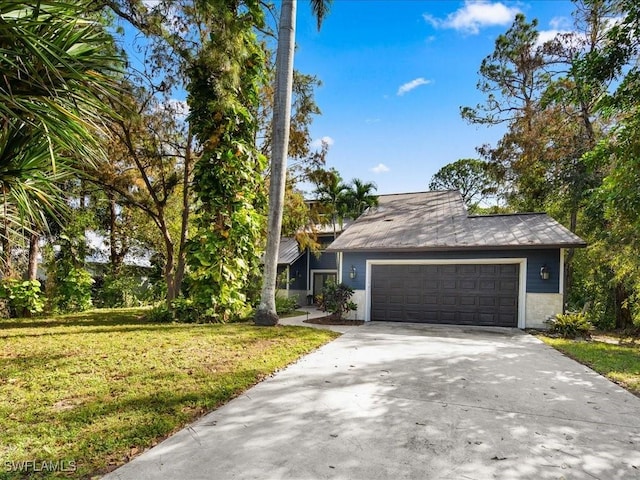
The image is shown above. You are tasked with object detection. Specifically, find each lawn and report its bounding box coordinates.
[0,308,339,479]
[540,335,640,396]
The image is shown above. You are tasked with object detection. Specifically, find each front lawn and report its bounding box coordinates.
[0,308,339,479]
[540,336,640,396]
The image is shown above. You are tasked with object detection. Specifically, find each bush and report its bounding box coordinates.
[171,297,203,323]
[144,299,204,323]
[145,304,173,323]
[275,294,298,315]
[0,279,45,317]
[318,281,357,321]
[548,312,592,338]
[54,267,94,313]
[93,273,162,308]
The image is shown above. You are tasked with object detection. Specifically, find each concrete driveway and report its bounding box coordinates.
[104,323,640,480]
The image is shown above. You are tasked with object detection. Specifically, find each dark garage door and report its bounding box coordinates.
[370,264,519,327]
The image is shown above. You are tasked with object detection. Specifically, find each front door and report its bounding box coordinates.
[313,272,337,300]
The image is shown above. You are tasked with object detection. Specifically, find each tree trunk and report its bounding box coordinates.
[563,207,578,308]
[1,232,12,278]
[174,130,193,300]
[614,282,633,330]
[27,232,39,281]
[255,0,297,326]
[108,195,120,274]
[159,213,176,306]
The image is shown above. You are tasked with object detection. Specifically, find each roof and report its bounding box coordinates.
[326,190,586,252]
[277,237,304,265]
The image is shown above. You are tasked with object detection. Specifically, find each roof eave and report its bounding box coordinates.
[326,242,587,253]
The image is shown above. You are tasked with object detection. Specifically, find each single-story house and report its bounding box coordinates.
[325,190,586,329]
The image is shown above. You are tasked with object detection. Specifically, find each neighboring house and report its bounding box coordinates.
[277,223,350,306]
[326,190,586,329]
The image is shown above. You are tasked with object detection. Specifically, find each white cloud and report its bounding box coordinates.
[311,136,334,149]
[549,16,571,31]
[397,77,431,96]
[537,29,570,46]
[371,163,390,174]
[424,1,520,35]
[365,118,381,124]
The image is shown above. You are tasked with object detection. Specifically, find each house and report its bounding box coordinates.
[277,222,349,306]
[325,190,586,329]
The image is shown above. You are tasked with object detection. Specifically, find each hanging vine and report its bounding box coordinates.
[185,0,267,322]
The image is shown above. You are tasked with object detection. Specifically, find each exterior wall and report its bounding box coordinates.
[526,293,563,329]
[337,249,565,328]
[309,251,338,271]
[340,249,561,293]
[309,235,339,271]
[345,290,366,320]
[287,289,308,306]
[288,254,308,291]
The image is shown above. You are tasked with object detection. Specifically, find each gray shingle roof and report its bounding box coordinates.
[277,237,304,265]
[326,191,586,252]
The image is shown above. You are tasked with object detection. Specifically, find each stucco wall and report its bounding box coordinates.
[285,290,309,306]
[525,293,563,329]
[345,290,366,320]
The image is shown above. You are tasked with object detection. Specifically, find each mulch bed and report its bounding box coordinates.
[304,316,364,326]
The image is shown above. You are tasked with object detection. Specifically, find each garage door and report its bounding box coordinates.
[370,264,519,326]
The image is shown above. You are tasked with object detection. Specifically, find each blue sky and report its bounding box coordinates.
[292,0,577,195]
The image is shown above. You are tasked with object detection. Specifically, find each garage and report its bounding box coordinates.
[370,263,520,326]
[326,191,587,328]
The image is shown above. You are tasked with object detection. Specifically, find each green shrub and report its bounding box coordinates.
[318,281,357,321]
[145,304,173,323]
[93,273,162,308]
[145,299,204,323]
[275,294,298,315]
[54,267,94,313]
[0,279,45,317]
[548,312,592,338]
[171,297,203,323]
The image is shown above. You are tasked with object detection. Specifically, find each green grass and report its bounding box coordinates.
[0,308,339,479]
[540,336,640,396]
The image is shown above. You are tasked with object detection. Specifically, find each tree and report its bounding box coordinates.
[461,13,551,211]
[186,0,268,322]
[428,159,500,210]
[310,168,350,238]
[95,82,194,303]
[255,0,331,326]
[343,178,378,218]
[578,0,640,328]
[0,0,122,275]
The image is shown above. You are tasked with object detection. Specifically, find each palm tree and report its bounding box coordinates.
[0,0,121,272]
[255,0,331,326]
[313,169,350,238]
[344,178,378,219]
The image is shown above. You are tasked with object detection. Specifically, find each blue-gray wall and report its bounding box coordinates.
[289,254,308,291]
[309,235,339,271]
[340,249,561,293]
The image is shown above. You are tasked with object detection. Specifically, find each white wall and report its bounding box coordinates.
[525,293,563,329]
[345,290,366,320]
[286,290,309,306]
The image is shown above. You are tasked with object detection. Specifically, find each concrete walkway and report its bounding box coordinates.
[277,307,362,334]
[103,323,640,480]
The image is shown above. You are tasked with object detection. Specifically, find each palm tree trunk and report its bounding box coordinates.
[255,0,297,326]
[27,232,39,281]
